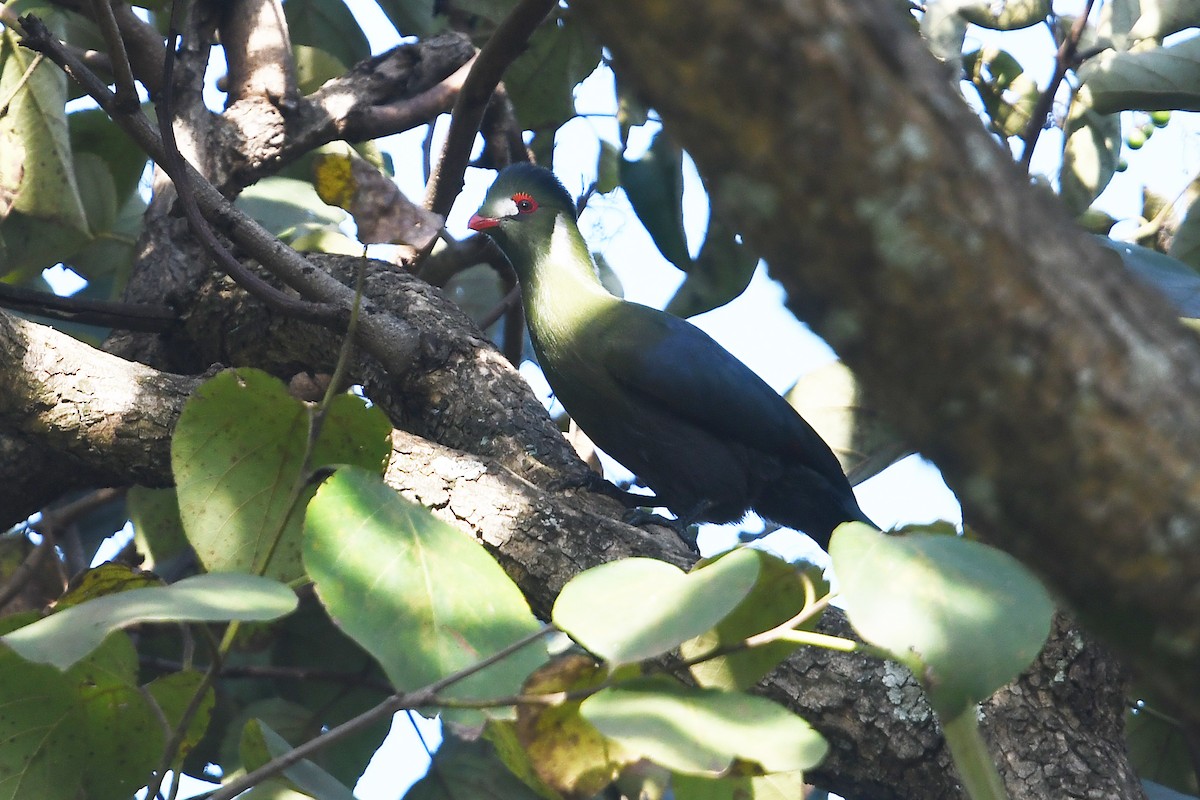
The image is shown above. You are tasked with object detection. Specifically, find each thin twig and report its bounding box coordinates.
[88,0,139,110]
[1018,0,1098,172]
[0,48,42,116]
[423,0,557,218]
[207,624,555,800]
[141,656,395,693]
[478,284,521,330]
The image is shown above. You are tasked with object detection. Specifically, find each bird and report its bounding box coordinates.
[467,163,875,549]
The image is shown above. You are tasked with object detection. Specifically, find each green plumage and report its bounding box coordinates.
[469,163,873,547]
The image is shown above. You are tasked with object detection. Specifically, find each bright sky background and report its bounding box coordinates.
[95,0,1198,796]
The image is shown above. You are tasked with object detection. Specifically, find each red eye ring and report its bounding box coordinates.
[512,193,538,214]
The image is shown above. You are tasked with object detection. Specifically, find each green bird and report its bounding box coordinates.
[468,163,874,548]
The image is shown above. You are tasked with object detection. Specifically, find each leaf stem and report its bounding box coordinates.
[940,709,1010,800]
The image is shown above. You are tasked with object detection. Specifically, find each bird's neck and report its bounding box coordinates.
[520,214,617,340]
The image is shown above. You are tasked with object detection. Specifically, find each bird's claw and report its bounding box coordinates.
[622,507,699,553]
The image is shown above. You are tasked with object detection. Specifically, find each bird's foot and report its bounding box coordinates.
[622,507,700,553]
[550,470,661,508]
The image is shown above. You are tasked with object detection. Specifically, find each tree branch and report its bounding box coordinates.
[572,0,1200,731]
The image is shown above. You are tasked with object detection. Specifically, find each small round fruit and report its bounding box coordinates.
[1150,110,1172,127]
[1127,129,1147,149]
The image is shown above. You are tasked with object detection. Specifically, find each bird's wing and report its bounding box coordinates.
[597,305,848,481]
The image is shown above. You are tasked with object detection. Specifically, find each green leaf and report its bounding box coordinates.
[829,523,1054,717]
[0,22,88,233]
[172,368,391,580]
[406,727,547,800]
[303,467,546,718]
[681,552,827,691]
[128,485,191,572]
[672,770,808,800]
[515,655,630,797]
[375,0,438,37]
[1059,89,1121,215]
[235,177,346,238]
[664,216,758,318]
[252,721,357,800]
[1,572,298,669]
[1129,0,1200,40]
[64,188,145,288]
[144,670,215,763]
[920,0,969,64]
[785,361,911,485]
[505,14,601,132]
[1079,36,1200,113]
[284,0,371,72]
[956,0,1050,30]
[293,45,348,96]
[0,644,86,800]
[620,132,691,271]
[68,106,149,206]
[580,677,828,776]
[1097,235,1200,317]
[69,634,165,800]
[552,548,761,666]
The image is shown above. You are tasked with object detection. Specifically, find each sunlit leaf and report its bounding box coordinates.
[303,467,546,719]
[285,0,371,72]
[681,552,827,691]
[581,677,828,776]
[2,572,298,669]
[1079,36,1200,113]
[553,549,760,666]
[172,368,391,581]
[785,361,911,485]
[672,769,808,800]
[829,523,1053,717]
[505,14,601,132]
[1060,89,1121,215]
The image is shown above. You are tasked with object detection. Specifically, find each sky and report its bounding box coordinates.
[91,0,1199,796]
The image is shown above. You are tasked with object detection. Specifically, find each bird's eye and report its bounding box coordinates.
[512,193,538,214]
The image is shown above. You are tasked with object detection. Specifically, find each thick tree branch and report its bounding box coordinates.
[572,0,1200,728]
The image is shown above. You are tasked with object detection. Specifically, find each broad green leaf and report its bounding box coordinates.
[248,721,356,800]
[375,0,439,37]
[172,368,391,580]
[580,677,828,776]
[270,598,392,785]
[1,572,298,669]
[1079,36,1200,113]
[145,670,215,762]
[681,553,827,691]
[235,177,346,237]
[65,189,145,287]
[1097,236,1200,317]
[406,727,546,800]
[1094,0,1146,50]
[54,561,161,610]
[515,655,631,796]
[829,523,1053,717]
[665,217,758,318]
[920,0,969,64]
[293,45,348,95]
[483,720,564,800]
[785,361,911,485]
[505,15,601,132]
[1129,0,1200,40]
[0,644,86,800]
[620,132,691,271]
[303,467,546,717]
[957,0,1050,30]
[128,486,191,572]
[552,548,761,666]
[1060,89,1121,215]
[68,106,149,206]
[673,770,808,800]
[284,0,371,72]
[0,22,87,233]
[69,634,165,800]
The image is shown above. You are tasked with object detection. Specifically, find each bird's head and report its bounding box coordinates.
[468,164,579,275]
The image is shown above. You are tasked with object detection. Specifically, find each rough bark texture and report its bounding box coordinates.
[574,0,1200,733]
[5,0,1168,795]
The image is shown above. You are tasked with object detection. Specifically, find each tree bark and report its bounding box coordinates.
[574,0,1200,734]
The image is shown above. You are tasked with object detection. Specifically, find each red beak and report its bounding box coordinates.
[468,213,500,231]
